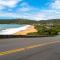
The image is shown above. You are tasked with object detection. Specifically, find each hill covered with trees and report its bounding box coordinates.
[0,19,37,24]
[0,19,60,24]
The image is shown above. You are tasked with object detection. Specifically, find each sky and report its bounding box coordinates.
[0,0,60,21]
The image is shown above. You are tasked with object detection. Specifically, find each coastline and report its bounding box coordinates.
[0,25,37,35]
[14,25,37,35]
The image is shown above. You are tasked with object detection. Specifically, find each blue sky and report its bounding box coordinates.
[0,0,60,20]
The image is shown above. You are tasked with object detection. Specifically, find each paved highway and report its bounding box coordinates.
[0,35,60,60]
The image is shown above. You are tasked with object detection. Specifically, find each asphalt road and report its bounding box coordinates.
[0,35,60,60]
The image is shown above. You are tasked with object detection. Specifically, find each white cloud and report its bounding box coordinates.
[17,2,37,12]
[0,0,60,20]
[51,0,60,9]
[20,2,28,7]
[26,10,60,21]
[18,6,36,12]
[0,5,5,10]
[19,7,30,12]
[0,0,22,8]
[30,0,60,21]
[18,2,31,12]
[1,9,60,21]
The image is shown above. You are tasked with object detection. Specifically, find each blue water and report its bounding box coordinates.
[0,24,25,29]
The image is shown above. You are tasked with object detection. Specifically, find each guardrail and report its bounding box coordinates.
[0,35,55,38]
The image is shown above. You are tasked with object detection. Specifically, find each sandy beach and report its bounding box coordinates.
[14,25,37,35]
[0,25,37,35]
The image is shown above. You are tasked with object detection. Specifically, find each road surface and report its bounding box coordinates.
[0,35,60,60]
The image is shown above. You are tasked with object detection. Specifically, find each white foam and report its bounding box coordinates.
[0,25,31,35]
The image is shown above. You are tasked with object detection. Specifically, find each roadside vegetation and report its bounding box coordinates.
[28,24,59,36]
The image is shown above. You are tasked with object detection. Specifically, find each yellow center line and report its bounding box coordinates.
[0,41,60,56]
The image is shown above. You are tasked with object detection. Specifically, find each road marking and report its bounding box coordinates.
[0,48,25,56]
[0,41,60,56]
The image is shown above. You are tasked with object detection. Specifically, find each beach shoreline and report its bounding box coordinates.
[0,25,37,35]
[14,25,37,35]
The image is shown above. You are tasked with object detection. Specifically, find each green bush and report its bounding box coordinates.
[28,25,58,36]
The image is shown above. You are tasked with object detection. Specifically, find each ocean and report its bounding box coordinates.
[0,24,25,29]
[0,24,29,35]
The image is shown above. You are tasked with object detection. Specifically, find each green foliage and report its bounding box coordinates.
[28,32,39,36]
[28,24,58,36]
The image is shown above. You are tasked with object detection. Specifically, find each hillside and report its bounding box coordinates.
[0,19,37,24]
[39,19,60,24]
[0,19,60,24]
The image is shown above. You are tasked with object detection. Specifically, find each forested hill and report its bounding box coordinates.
[0,19,60,24]
[39,19,60,24]
[0,19,37,24]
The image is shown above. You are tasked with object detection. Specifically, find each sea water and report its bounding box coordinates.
[0,24,30,35]
[0,24,25,30]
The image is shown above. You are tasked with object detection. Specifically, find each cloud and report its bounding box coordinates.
[0,0,22,8]
[0,0,60,20]
[18,2,31,12]
[18,2,37,12]
[0,1,39,19]
[20,2,28,7]
[27,9,60,21]
[0,9,60,21]
[30,0,60,21]
[51,0,60,9]
[19,7,31,12]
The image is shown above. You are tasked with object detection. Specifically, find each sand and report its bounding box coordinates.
[0,25,37,35]
[14,25,37,35]
[0,25,33,35]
